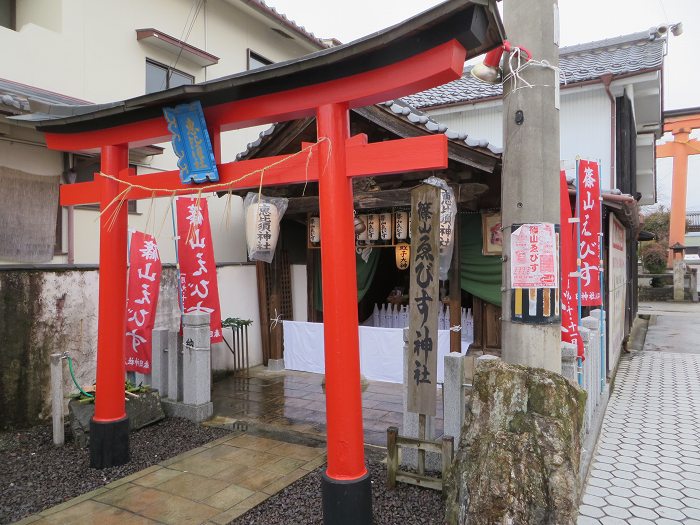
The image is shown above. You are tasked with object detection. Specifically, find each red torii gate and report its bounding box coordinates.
[656,109,700,261]
[34,3,503,522]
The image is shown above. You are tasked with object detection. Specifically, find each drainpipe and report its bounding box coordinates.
[601,74,616,189]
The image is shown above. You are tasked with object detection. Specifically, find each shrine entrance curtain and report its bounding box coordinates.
[459,214,502,306]
[314,249,380,311]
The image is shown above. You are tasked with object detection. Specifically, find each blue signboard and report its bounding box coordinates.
[163,101,219,184]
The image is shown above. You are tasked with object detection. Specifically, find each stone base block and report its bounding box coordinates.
[267,358,285,372]
[161,399,213,423]
[69,390,165,448]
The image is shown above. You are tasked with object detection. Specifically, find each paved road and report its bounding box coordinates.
[578,305,700,524]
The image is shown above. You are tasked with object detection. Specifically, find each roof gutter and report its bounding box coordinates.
[601,73,616,189]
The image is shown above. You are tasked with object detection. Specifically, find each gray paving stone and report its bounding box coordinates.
[604,494,632,508]
[585,486,610,498]
[630,495,658,509]
[632,478,660,489]
[686,497,700,510]
[684,507,700,520]
[602,505,631,519]
[657,478,684,490]
[579,504,605,519]
[576,516,601,525]
[626,517,655,525]
[607,486,634,498]
[630,486,658,498]
[589,476,613,489]
[682,487,700,499]
[657,486,685,499]
[656,495,685,509]
[581,494,606,507]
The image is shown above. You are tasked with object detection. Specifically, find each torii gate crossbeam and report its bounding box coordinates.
[31,3,505,522]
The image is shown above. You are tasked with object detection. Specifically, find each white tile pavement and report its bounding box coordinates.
[578,350,700,524]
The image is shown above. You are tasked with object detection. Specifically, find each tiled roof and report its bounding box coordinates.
[242,0,340,49]
[235,98,502,161]
[405,28,666,109]
[0,78,90,116]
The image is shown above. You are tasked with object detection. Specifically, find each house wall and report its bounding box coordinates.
[1,0,321,265]
[428,85,614,189]
[0,262,261,428]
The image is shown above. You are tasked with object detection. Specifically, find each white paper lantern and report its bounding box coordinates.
[357,215,369,242]
[379,212,392,241]
[245,201,280,256]
[367,213,379,241]
[309,216,321,244]
[395,211,408,241]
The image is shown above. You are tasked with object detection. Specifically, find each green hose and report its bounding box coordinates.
[67,356,94,398]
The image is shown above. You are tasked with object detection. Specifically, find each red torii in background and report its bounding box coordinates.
[656,108,700,260]
[32,2,504,522]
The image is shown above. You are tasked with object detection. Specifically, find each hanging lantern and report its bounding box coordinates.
[379,212,392,241]
[367,213,379,241]
[395,211,408,241]
[395,243,410,270]
[357,215,369,243]
[244,193,287,263]
[309,216,321,244]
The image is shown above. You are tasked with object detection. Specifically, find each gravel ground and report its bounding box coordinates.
[0,418,231,525]
[231,447,445,525]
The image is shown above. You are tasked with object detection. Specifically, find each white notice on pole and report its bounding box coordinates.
[510,223,558,289]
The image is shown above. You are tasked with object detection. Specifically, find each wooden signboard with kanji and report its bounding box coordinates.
[407,184,440,416]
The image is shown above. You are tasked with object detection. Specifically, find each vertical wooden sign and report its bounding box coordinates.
[407,184,440,415]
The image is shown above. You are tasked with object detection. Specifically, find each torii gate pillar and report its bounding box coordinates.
[316,103,371,516]
[91,144,130,468]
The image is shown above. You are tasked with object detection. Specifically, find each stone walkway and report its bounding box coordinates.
[579,310,700,524]
[16,432,326,525]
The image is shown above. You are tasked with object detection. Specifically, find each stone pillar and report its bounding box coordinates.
[182,312,211,407]
[674,260,686,301]
[167,329,181,401]
[50,353,65,446]
[151,329,168,395]
[560,342,578,384]
[443,353,466,448]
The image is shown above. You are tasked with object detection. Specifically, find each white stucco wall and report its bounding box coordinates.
[428,85,614,189]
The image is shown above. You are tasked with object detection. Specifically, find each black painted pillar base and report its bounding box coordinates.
[90,416,130,469]
[322,470,373,525]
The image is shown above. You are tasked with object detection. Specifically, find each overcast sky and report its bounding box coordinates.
[268,0,699,210]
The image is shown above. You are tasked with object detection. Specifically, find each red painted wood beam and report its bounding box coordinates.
[44,40,465,152]
[60,134,448,205]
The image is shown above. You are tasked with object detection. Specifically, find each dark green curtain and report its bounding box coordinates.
[314,249,380,311]
[460,214,502,306]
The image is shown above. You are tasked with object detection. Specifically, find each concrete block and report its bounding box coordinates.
[161,399,213,423]
[443,353,465,447]
[560,342,578,384]
[151,329,168,395]
[267,358,284,371]
[167,330,182,401]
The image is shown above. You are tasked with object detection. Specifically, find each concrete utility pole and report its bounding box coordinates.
[501,0,562,372]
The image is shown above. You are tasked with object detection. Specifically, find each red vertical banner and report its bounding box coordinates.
[560,171,584,358]
[577,160,602,306]
[125,232,162,373]
[175,197,223,343]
